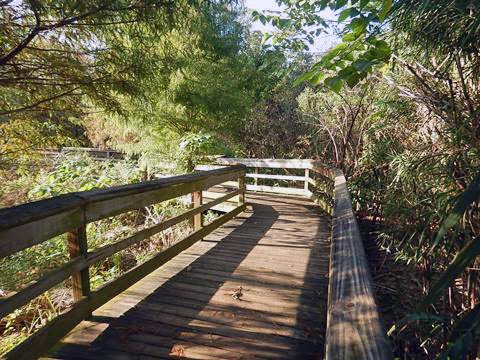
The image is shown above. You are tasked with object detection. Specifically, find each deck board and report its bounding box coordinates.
[49,192,330,359]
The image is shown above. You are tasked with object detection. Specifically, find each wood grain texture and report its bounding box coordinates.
[67,225,90,301]
[0,256,87,319]
[325,170,391,360]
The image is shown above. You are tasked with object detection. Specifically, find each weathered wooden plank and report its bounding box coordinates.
[0,257,86,319]
[0,206,84,259]
[0,194,84,231]
[84,168,244,222]
[202,190,239,203]
[325,170,391,360]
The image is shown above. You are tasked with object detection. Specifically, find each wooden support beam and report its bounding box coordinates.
[238,175,245,205]
[67,225,90,301]
[193,191,203,231]
[304,168,309,194]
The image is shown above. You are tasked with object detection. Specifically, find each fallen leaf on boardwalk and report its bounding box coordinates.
[231,286,243,300]
[170,344,185,356]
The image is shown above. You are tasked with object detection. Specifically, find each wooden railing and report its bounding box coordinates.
[40,147,125,160]
[310,163,392,360]
[215,158,391,360]
[216,158,313,197]
[0,165,246,360]
[213,158,334,214]
[0,158,390,359]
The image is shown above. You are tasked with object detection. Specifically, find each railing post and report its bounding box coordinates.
[193,190,203,231]
[304,168,309,195]
[254,167,258,189]
[67,225,90,301]
[238,172,246,206]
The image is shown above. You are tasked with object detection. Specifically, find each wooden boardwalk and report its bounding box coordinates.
[50,192,331,359]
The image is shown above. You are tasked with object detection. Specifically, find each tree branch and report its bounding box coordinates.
[0,4,108,67]
[0,86,81,117]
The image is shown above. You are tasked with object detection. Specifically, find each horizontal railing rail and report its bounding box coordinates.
[0,165,246,360]
[39,147,125,160]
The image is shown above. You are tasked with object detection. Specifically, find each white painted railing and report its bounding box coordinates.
[215,158,314,197]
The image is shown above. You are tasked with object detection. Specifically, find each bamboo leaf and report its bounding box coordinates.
[421,238,480,308]
[441,303,480,359]
[378,0,392,22]
[432,171,480,252]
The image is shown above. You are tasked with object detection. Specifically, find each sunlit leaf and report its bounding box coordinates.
[352,59,374,72]
[324,76,343,93]
[338,8,352,22]
[378,0,392,22]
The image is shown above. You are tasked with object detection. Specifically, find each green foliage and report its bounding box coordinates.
[29,154,142,198]
[261,1,480,356]
[177,132,233,171]
[254,0,393,91]
[0,1,248,163]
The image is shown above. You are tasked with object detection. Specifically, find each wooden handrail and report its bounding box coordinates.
[216,157,314,169]
[311,164,391,360]
[0,165,247,360]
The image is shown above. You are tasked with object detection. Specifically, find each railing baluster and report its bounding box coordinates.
[67,225,90,301]
[238,173,245,205]
[304,168,309,195]
[193,190,203,231]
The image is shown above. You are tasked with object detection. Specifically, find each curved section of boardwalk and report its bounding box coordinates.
[51,193,330,359]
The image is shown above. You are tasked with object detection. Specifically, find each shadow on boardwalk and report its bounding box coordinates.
[53,194,330,359]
